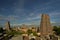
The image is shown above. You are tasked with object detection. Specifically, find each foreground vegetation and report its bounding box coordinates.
[53,26,60,36]
[0,26,60,38]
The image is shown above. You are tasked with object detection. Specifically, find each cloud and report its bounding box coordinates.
[10,24,22,26]
[7,15,20,20]
[12,20,40,26]
[0,15,5,20]
[48,11,60,23]
[27,16,40,20]
[49,12,60,19]
[29,13,34,16]
[26,14,41,21]
[0,15,20,21]
[49,12,60,16]
[51,21,56,23]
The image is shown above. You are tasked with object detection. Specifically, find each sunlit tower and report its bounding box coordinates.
[5,21,11,31]
[40,14,52,36]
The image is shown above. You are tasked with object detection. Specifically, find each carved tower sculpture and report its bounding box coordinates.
[5,21,11,31]
[40,14,52,36]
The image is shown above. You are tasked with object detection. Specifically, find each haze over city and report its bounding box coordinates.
[0,0,60,26]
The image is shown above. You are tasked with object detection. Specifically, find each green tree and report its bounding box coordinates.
[53,26,60,35]
[33,32,37,36]
[27,29,32,35]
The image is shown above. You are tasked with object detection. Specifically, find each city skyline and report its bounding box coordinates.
[0,0,60,26]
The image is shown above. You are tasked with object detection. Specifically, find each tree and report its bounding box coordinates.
[27,29,32,35]
[53,26,60,35]
[0,27,4,33]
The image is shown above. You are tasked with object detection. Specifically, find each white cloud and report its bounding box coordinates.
[7,15,20,21]
[10,24,22,26]
[26,14,41,21]
[0,15,5,20]
[51,21,56,23]
[11,21,40,26]
[29,13,34,16]
[49,12,60,16]
[0,15,20,21]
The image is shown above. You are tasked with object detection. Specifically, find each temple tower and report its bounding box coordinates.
[40,14,52,36]
[5,21,11,31]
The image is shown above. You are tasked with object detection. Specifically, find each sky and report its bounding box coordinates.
[0,0,60,26]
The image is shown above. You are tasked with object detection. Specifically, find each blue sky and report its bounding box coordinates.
[0,0,60,26]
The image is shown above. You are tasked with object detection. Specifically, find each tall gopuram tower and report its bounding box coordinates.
[5,21,11,31]
[40,14,52,36]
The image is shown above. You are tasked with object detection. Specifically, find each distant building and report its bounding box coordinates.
[40,14,53,36]
[12,27,20,31]
[31,25,37,32]
[20,24,28,33]
[37,27,40,33]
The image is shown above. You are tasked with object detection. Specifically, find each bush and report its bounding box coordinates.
[27,29,32,35]
[6,30,24,36]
